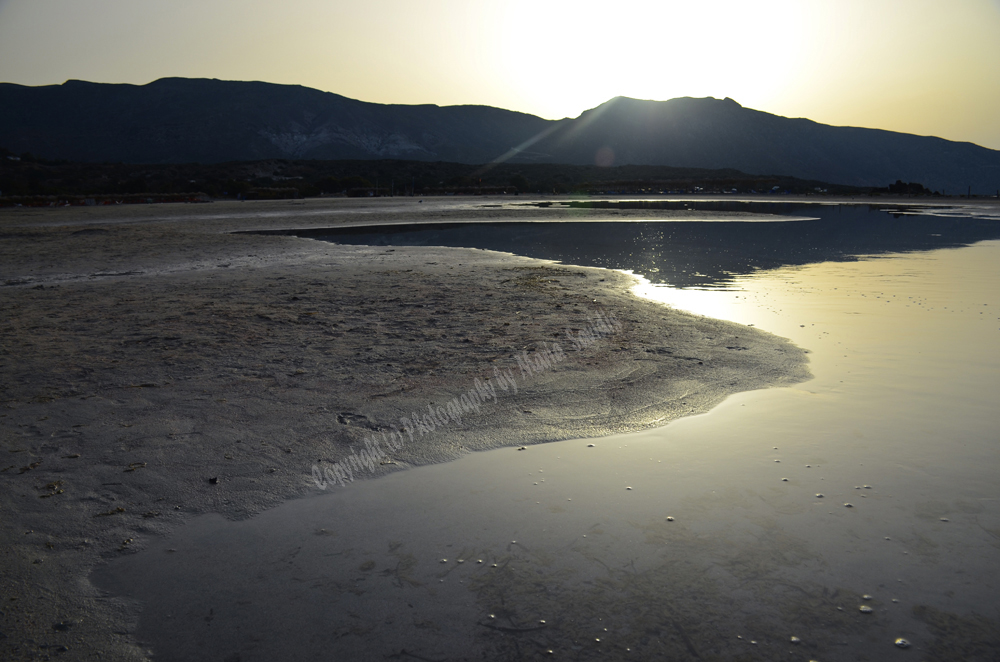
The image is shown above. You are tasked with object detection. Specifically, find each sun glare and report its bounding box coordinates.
[497,0,809,119]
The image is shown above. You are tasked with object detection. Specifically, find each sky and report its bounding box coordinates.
[1,0,999,149]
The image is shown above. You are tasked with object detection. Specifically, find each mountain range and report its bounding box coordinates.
[2,77,998,194]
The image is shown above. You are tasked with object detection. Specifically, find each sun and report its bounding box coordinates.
[495,0,810,119]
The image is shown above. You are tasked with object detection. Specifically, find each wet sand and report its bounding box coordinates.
[93,233,1000,661]
[0,197,809,660]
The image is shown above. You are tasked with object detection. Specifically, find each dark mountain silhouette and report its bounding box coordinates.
[0,78,549,165]
[2,78,998,194]
[526,96,1000,195]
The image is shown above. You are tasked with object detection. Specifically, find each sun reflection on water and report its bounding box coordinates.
[630,270,756,327]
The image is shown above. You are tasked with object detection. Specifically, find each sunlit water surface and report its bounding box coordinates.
[95,206,1000,661]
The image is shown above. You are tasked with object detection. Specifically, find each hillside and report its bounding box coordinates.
[0,78,550,165]
[2,78,998,194]
[528,96,1000,195]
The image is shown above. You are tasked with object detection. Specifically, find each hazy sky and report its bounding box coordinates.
[1,0,998,149]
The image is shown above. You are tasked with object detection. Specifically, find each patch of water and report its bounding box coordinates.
[94,211,1000,661]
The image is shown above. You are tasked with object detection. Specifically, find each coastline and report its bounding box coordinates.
[0,198,810,660]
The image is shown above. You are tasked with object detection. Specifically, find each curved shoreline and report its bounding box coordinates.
[0,198,810,660]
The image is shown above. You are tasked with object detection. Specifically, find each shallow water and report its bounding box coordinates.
[95,205,1000,661]
[309,201,1000,288]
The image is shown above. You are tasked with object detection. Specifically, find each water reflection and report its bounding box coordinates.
[308,202,1000,288]
[94,207,1000,661]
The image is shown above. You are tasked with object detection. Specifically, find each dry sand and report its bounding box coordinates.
[0,197,809,660]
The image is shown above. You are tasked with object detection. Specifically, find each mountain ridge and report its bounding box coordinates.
[2,77,998,193]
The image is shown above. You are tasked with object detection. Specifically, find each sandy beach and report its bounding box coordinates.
[0,197,810,659]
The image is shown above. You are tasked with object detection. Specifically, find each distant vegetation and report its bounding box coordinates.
[1,148,946,207]
[877,180,933,196]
